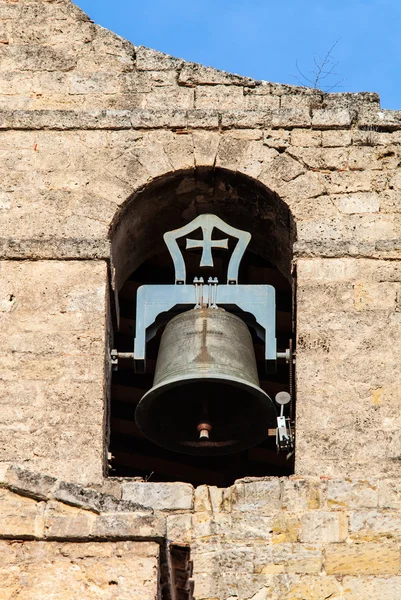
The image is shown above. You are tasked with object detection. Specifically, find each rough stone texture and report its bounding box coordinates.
[169,476,401,599]
[0,1,401,599]
[0,540,160,599]
[0,260,108,484]
[296,258,401,477]
[5,466,401,598]
[122,482,194,511]
[7,466,401,598]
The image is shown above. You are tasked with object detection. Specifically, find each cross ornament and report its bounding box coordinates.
[186,233,228,267]
[163,214,251,284]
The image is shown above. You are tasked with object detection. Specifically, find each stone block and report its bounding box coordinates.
[349,509,401,540]
[43,500,95,539]
[69,72,121,95]
[0,540,160,599]
[53,481,150,514]
[291,130,322,147]
[271,108,311,128]
[358,108,401,130]
[221,110,269,128]
[264,129,290,149]
[271,514,300,543]
[281,478,323,511]
[353,281,397,311]
[194,485,228,513]
[91,513,166,540]
[0,261,108,484]
[135,45,183,70]
[322,129,352,146]
[195,85,245,110]
[130,108,187,129]
[380,189,401,213]
[277,575,342,600]
[327,479,378,509]
[299,512,348,544]
[325,542,400,575]
[167,514,193,544]
[348,146,380,170]
[275,171,326,201]
[243,92,280,111]
[333,192,380,214]
[192,511,231,539]
[187,109,219,128]
[140,86,194,110]
[343,576,401,600]
[254,544,322,575]
[193,547,254,576]
[0,488,41,539]
[6,466,57,501]
[289,146,348,170]
[0,109,133,131]
[231,513,274,541]
[312,108,355,129]
[379,479,401,509]
[326,170,373,194]
[323,92,380,110]
[215,133,251,169]
[280,94,315,110]
[121,482,194,511]
[231,479,281,513]
[179,63,253,87]
[1,45,76,72]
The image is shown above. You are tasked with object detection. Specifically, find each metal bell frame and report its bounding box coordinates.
[126,214,278,374]
[111,214,294,453]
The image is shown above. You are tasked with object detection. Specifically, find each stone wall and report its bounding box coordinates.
[0,260,109,484]
[0,0,400,480]
[0,2,401,598]
[3,465,401,600]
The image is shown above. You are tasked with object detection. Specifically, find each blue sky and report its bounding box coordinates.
[76,0,401,109]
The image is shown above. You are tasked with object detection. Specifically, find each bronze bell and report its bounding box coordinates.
[135,307,277,455]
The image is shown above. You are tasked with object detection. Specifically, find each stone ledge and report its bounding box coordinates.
[0,238,111,260]
[54,481,148,515]
[6,465,401,519]
[293,240,401,259]
[4,466,152,515]
[0,106,400,132]
[0,466,166,542]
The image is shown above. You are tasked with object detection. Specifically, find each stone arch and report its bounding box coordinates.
[109,167,296,293]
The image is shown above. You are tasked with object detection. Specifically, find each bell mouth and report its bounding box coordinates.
[135,377,277,456]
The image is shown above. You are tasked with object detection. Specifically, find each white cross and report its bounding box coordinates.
[186,228,228,267]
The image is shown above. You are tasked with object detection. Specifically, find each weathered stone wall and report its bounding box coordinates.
[0,0,400,480]
[296,257,401,477]
[4,465,401,600]
[124,475,401,600]
[0,260,109,484]
[0,2,401,598]
[0,465,164,599]
[0,541,159,600]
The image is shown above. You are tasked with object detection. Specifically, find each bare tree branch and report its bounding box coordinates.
[292,38,344,91]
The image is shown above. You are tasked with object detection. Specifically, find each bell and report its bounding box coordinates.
[135,308,277,455]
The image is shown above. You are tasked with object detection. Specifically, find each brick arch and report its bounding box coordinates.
[109,167,296,292]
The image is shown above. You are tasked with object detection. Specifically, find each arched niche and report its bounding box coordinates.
[110,167,296,293]
[108,167,297,486]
